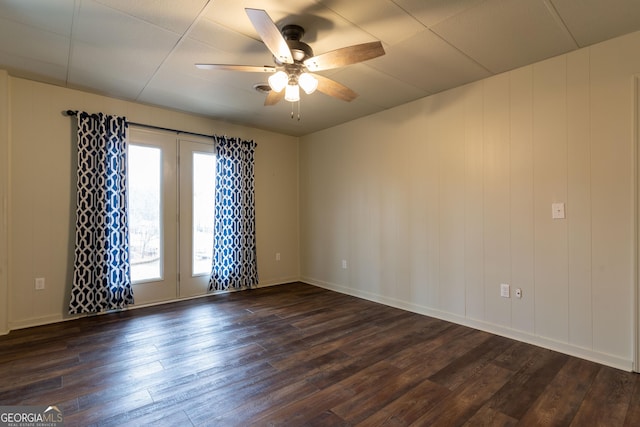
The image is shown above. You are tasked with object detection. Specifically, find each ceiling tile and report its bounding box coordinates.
[139,39,270,113]
[0,51,68,85]
[139,74,255,118]
[72,1,180,48]
[69,41,157,98]
[189,17,274,60]
[159,37,272,89]
[391,0,486,27]
[0,0,75,36]
[68,1,181,97]
[203,0,323,40]
[318,0,425,45]
[203,0,378,56]
[551,0,640,47]
[367,29,491,93]
[261,93,382,136]
[94,0,209,35]
[0,17,70,73]
[431,0,578,73]
[321,65,430,108]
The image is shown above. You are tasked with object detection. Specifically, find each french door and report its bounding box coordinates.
[128,128,215,305]
[179,139,215,297]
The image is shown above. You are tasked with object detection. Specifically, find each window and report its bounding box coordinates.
[192,152,216,275]
[127,144,162,282]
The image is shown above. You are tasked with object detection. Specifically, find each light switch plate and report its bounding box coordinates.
[552,203,565,219]
[500,283,510,298]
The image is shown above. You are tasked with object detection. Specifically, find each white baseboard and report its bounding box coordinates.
[4,279,299,334]
[9,313,73,332]
[257,276,300,288]
[301,276,633,372]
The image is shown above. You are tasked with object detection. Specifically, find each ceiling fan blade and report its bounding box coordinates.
[264,89,284,106]
[314,74,358,102]
[245,8,294,64]
[195,64,276,73]
[304,41,385,72]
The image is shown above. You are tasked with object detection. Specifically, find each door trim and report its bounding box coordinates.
[633,75,639,372]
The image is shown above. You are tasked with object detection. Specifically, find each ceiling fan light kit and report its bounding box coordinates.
[298,72,318,94]
[196,8,385,113]
[285,83,300,102]
[268,71,288,92]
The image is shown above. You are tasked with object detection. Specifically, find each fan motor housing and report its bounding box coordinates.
[282,24,304,40]
[280,24,313,62]
[287,40,313,62]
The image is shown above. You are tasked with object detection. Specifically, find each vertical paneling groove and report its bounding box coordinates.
[589,37,634,358]
[438,90,466,315]
[566,49,592,349]
[464,84,485,321]
[509,67,535,333]
[532,56,569,342]
[483,74,511,327]
[424,99,441,308]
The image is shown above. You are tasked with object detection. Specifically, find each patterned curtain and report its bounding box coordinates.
[69,112,134,314]
[209,135,259,291]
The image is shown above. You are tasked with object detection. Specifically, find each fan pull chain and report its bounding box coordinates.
[290,101,301,121]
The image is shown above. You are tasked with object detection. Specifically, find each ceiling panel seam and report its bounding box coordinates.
[134,0,214,100]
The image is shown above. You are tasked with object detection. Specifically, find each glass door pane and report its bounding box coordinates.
[128,144,162,282]
[127,128,178,304]
[179,138,215,297]
[192,152,215,275]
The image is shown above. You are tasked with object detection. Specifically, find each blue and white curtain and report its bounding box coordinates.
[209,136,259,291]
[69,112,134,314]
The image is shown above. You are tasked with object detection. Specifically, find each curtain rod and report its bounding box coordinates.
[65,110,214,140]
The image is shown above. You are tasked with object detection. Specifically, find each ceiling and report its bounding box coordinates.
[1,0,640,137]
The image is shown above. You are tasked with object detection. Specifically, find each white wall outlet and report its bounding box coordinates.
[342,259,348,269]
[500,283,510,298]
[515,288,522,299]
[35,277,45,290]
[276,252,281,261]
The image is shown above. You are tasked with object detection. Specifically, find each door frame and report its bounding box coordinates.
[633,75,639,372]
[127,127,216,305]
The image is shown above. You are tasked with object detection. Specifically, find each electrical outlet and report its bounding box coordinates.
[35,277,45,290]
[276,252,281,261]
[500,283,510,298]
[341,260,348,269]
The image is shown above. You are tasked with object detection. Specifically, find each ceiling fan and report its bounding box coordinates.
[196,8,385,106]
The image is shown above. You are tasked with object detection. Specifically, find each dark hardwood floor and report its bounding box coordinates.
[1,282,639,426]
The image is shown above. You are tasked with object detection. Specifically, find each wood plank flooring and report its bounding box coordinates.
[1,282,639,426]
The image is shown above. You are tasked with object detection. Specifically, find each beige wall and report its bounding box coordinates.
[4,30,640,371]
[4,77,299,331]
[300,31,640,370]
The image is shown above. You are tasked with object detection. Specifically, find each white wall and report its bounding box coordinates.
[4,77,299,332]
[300,31,640,370]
